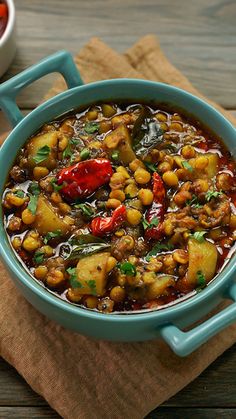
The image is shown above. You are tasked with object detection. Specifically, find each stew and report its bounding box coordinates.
[2,103,236,313]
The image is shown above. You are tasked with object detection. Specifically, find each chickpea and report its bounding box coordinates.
[51,192,62,204]
[33,166,49,180]
[163,219,174,236]
[126,208,142,226]
[129,159,145,172]
[174,191,192,207]
[157,162,172,173]
[173,249,189,264]
[8,216,22,231]
[12,236,21,250]
[63,216,75,225]
[109,189,125,202]
[146,260,163,273]
[138,189,154,205]
[164,155,174,168]
[125,183,139,198]
[155,112,167,122]
[23,232,41,252]
[209,227,222,240]
[230,214,236,230]
[181,145,196,159]
[46,269,65,288]
[109,172,126,190]
[159,122,168,131]
[175,168,187,180]
[40,245,54,257]
[99,120,111,133]
[85,296,98,309]
[89,140,101,149]
[115,229,125,237]
[134,168,151,184]
[116,166,130,179]
[193,179,209,193]
[120,235,135,251]
[6,193,25,207]
[195,155,209,170]
[162,171,179,187]
[142,272,156,285]
[128,255,138,265]
[216,173,232,191]
[170,122,183,132]
[110,286,126,302]
[67,288,82,303]
[86,109,98,120]
[117,273,127,286]
[106,256,117,272]
[22,208,36,225]
[97,297,114,313]
[34,266,48,280]
[171,113,182,122]
[58,135,69,151]
[106,198,121,209]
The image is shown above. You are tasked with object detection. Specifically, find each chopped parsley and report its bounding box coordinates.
[145,242,173,261]
[182,160,193,172]
[186,194,202,208]
[142,216,159,230]
[62,143,73,160]
[196,270,207,291]
[205,189,223,202]
[33,250,44,265]
[33,145,50,164]
[43,230,62,244]
[111,150,120,161]
[75,203,95,218]
[28,194,38,215]
[117,262,136,276]
[50,178,64,192]
[80,148,90,160]
[67,267,83,289]
[85,279,97,295]
[14,190,24,198]
[29,181,40,196]
[84,122,100,134]
[191,231,207,242]
[144,161,157,172]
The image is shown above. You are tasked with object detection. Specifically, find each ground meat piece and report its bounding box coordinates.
[10,165,26,182]
[199,195,231,228]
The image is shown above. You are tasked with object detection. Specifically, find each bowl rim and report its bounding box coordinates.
[0,0,15,47]
[0,78,236,323]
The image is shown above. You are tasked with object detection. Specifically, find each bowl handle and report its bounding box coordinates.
[159,282,236,356]
[0,50,83,128]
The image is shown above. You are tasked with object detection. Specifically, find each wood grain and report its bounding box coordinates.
[0,0,235,109]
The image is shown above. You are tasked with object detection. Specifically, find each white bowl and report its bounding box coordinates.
[0,0,16,78]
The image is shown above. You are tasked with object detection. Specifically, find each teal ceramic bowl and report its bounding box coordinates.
[0,51,235,356]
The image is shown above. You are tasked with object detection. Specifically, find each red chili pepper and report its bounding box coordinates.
[57,159,113,201]
[0,4,8,37]
[91,205,126,236]
[145,172,166,240]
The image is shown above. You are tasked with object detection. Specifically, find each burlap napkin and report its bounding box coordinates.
[0,35,235,419]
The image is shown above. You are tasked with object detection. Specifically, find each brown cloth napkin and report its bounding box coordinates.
[0,35,236,419]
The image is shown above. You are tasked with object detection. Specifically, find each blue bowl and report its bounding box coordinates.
[0,51,235,356]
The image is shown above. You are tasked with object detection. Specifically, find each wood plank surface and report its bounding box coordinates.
[1,0,236,109]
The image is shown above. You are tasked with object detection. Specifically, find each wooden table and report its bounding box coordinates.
[0,0,235,418]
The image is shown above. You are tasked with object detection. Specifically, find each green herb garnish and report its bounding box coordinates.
[29,181,40,196]
[111,150,120,161]
[182,161,193,172]
[196,270,207,291]
[186,194,202,208]
[142,216,159,230]
[205,189,223,202]
[50,178,64,192]
[28,194,38,215]
[191,231,207,242]
[75,203,94,218]
[144,161,157,172]
[14,190,24,198]
[67,267,83,289]
[145,242,173,261]
[84,122,100,134]
[43,230,62,244]
[33,250,44,265]
[33,145,50,164]
[80,148,90,160]
[85,279,97,295]
[62,143,73,160]
[117,262,136,276]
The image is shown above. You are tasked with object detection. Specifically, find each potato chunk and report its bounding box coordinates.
[27,131,59,169]
[146,275,175,300]
[187,238,218,286]
[103,124,136,164]
[75,252,111,296]
[33,194,71,235]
